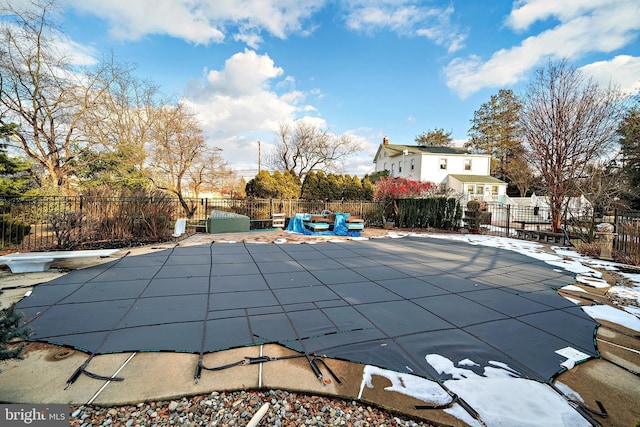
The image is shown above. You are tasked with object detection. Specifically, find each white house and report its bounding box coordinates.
[373,137,507,202]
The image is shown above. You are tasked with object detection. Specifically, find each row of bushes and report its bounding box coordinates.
[396,197,462,230]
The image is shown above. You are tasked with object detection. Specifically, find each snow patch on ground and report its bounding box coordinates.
[424,354,591,427]
[576,275,610,288]
[554,381,585,403]
[561,285,587,293]
[608,284,640,306]
[359,365,452,406]
[564,296,583,305]
[444,376,590,426]
[624,305,640,317]
[582,305,640,332]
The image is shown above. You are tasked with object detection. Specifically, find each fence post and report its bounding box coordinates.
[613,208,619,252]
[505,204,511,237]
[79,195,84,242]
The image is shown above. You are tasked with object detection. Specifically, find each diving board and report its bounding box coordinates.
[0,249,120,273]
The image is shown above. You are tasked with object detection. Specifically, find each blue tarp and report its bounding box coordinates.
[286,213,360,237]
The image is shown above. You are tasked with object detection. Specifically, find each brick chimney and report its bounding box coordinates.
[383,136,389,145]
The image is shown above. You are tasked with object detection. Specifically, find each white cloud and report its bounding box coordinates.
[61,0,467,53]
[344,1,466,52]
[181,48,372,173]
[54,35,99,66]
[445,0,640,98]
[346,4,425,33]
[505,0,614,32]
[181,50,309,170]
[415,5,467,53]
[579,55,640,95]
[61,0,324,45]
[451,138,467,148]
[342,136,379,176]
[202,49,284,97]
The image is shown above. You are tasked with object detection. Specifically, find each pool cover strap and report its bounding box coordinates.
[65,355,124,390]
[63,247,178,389]
[549,381,608,423]
[198,353,306,373]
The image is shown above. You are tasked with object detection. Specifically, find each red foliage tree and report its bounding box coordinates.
[373,177,435,221]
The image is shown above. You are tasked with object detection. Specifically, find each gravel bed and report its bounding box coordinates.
[69,389,437,427]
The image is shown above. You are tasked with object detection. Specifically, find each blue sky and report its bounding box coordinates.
[50,0,640,176]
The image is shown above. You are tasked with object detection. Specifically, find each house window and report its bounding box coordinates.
[476,186,484,195]
[410,159,415,170]
[399,161,402,173]
[464,159,472,171]
[492,186,498,195]
[391,163,395,174]
[384,162,387,170]
[440,158,447,170]
[467,184,474,194]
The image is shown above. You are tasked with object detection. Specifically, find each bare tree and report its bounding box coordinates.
[520,60,624,232]
[186,146,232,198]
[0,0,118,191]
[266,120,360,176]
[504,157,536,197]
[572,160,625,241]
[80,71,160,186]
[148,102,221,218]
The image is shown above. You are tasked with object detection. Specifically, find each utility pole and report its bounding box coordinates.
[258,140,261,172]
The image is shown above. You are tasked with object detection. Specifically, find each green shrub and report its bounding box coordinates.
[467,200,481,211]
[397,197,462,230]
[464,200,482,232]
[0,300,28,368]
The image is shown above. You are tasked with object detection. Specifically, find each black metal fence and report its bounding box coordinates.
[2,196,639,264]
[0,196,385,252]
[473,203,640,263]
[613,209,640,265]
[192,198,385,229]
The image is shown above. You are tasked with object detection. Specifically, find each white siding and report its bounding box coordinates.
[416,154,490,184]
[373,146,492,184]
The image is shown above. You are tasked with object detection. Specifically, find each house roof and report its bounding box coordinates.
[448,174,507,185]
[374,143,478,163]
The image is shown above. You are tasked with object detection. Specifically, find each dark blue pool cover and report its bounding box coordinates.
[15,236,598,384]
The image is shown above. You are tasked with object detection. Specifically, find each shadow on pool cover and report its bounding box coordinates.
[15,236,598,385]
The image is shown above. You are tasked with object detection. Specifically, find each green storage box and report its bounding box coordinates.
[206,210,250,233]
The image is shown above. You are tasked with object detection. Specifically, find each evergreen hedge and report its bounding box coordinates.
[396,197,462,230]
